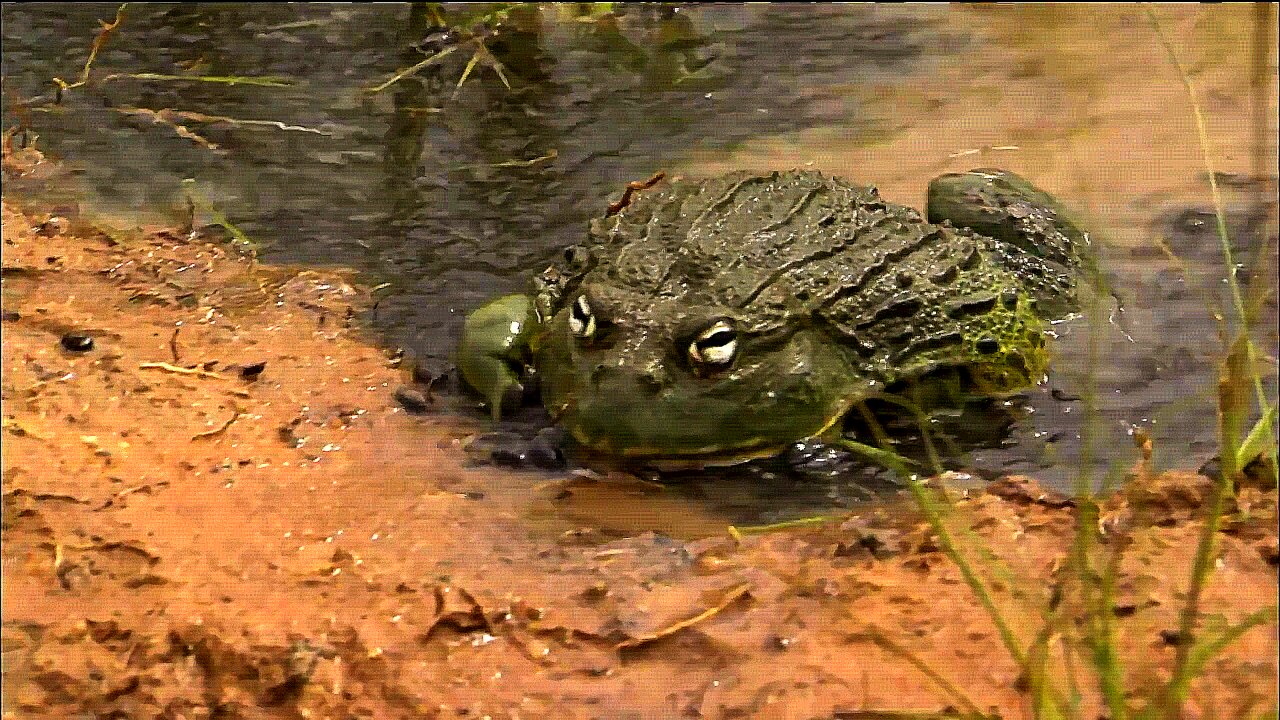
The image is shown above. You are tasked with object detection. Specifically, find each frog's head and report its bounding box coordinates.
[881,287,1052,409]
[534,283,866,466]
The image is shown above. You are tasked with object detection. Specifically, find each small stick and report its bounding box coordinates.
[192,410,240,440]
[615,583,751,649]
[139,361,224,380]
[97,480,170,510]
[606,171,666,217]
[169,327,182,364]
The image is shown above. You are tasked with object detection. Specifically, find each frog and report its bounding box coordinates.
[456,168,1087,468]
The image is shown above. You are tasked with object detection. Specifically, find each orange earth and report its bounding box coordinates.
[2,139,1276,719]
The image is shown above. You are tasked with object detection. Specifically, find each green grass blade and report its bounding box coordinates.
[1184,605,1279,679]
[1236,401,1278,470]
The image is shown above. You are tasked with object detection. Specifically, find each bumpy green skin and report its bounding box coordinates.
[457,294,535,421]
[457,168,1085,464]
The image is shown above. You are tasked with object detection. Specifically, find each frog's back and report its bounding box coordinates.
[589,170,1072,384]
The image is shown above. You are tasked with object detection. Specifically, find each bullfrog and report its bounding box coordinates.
[457,168,1086,468]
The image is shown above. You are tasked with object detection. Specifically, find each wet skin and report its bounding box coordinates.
[458,168,1087,467]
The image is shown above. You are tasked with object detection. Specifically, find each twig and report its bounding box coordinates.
[100,72,294,87]
[855,629,988,719]
[139,361,225,380]
[111,107,217,149]
[451,149,557,172]
[116,107,329,135]
[452,47,483,101]
[366,44,459,93]
[169,327,182,364]
[192,410,241,440]
[50,4,128,96]
[606,172,667,216]
[615,583,751,649]
[97,481,170,510]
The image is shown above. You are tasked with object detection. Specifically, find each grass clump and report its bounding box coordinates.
[839,6,1279,718]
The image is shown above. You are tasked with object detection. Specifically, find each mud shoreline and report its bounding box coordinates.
[2,143,1277,719]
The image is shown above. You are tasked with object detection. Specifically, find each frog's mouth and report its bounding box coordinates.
[561,394,855,471]
[568,427,791,470]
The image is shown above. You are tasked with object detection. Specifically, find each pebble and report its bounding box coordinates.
[60,333,94,352]
[526,427,567,470]
[240,361,267,380]
[393,385,430,413]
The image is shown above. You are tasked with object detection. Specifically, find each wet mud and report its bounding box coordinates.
[2,4,1274,498]
[3,142,1276,718]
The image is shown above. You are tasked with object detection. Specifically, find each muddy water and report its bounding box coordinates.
[2,4,1276,522]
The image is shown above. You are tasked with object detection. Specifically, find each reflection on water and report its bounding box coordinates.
[2,3,1276,523]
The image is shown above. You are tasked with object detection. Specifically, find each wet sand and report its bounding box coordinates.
[3,140,1276,719]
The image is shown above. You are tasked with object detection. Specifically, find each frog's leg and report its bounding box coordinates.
[787,415,923,478]
[926,168,1087,269]
[457,294,536,421]
[830,437,922,475]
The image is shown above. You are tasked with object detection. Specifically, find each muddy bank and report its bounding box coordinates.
[2,147,1277,718]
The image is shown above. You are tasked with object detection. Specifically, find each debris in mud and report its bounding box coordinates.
[984,475,1074,509]
[1049,387,1081,402]
[191,409,241,440]
[605,170,667,216]
[461,427,566,470]
[238,360,267,380]
[392,384,431,413]
[615,582,752,651]
[58,332,94,352]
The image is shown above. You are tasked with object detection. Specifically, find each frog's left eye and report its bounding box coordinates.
[688,320,738,367]
[568,295,596,339]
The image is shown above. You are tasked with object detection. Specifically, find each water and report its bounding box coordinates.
[3,3,1276,522]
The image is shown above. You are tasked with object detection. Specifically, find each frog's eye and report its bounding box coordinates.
[568,295,596,339]
[688,320,738,367]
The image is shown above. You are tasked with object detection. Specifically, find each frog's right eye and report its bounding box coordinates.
[568,295,596,339]
[688,319,738,368]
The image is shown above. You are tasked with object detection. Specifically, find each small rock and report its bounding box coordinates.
[490,446,526,467]
[393,385,430,413]
[240,361,267,380]
[35,215,69,237]
[1112,604,1138,618]
[1051,388,1082,402]
[410,360,444,386]
[527,427,567,470]
[1,311,19,322]
[60,333,94,352]
[1259,538,1279,567]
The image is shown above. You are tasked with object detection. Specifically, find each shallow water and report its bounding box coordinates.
[2,3,1276,523]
